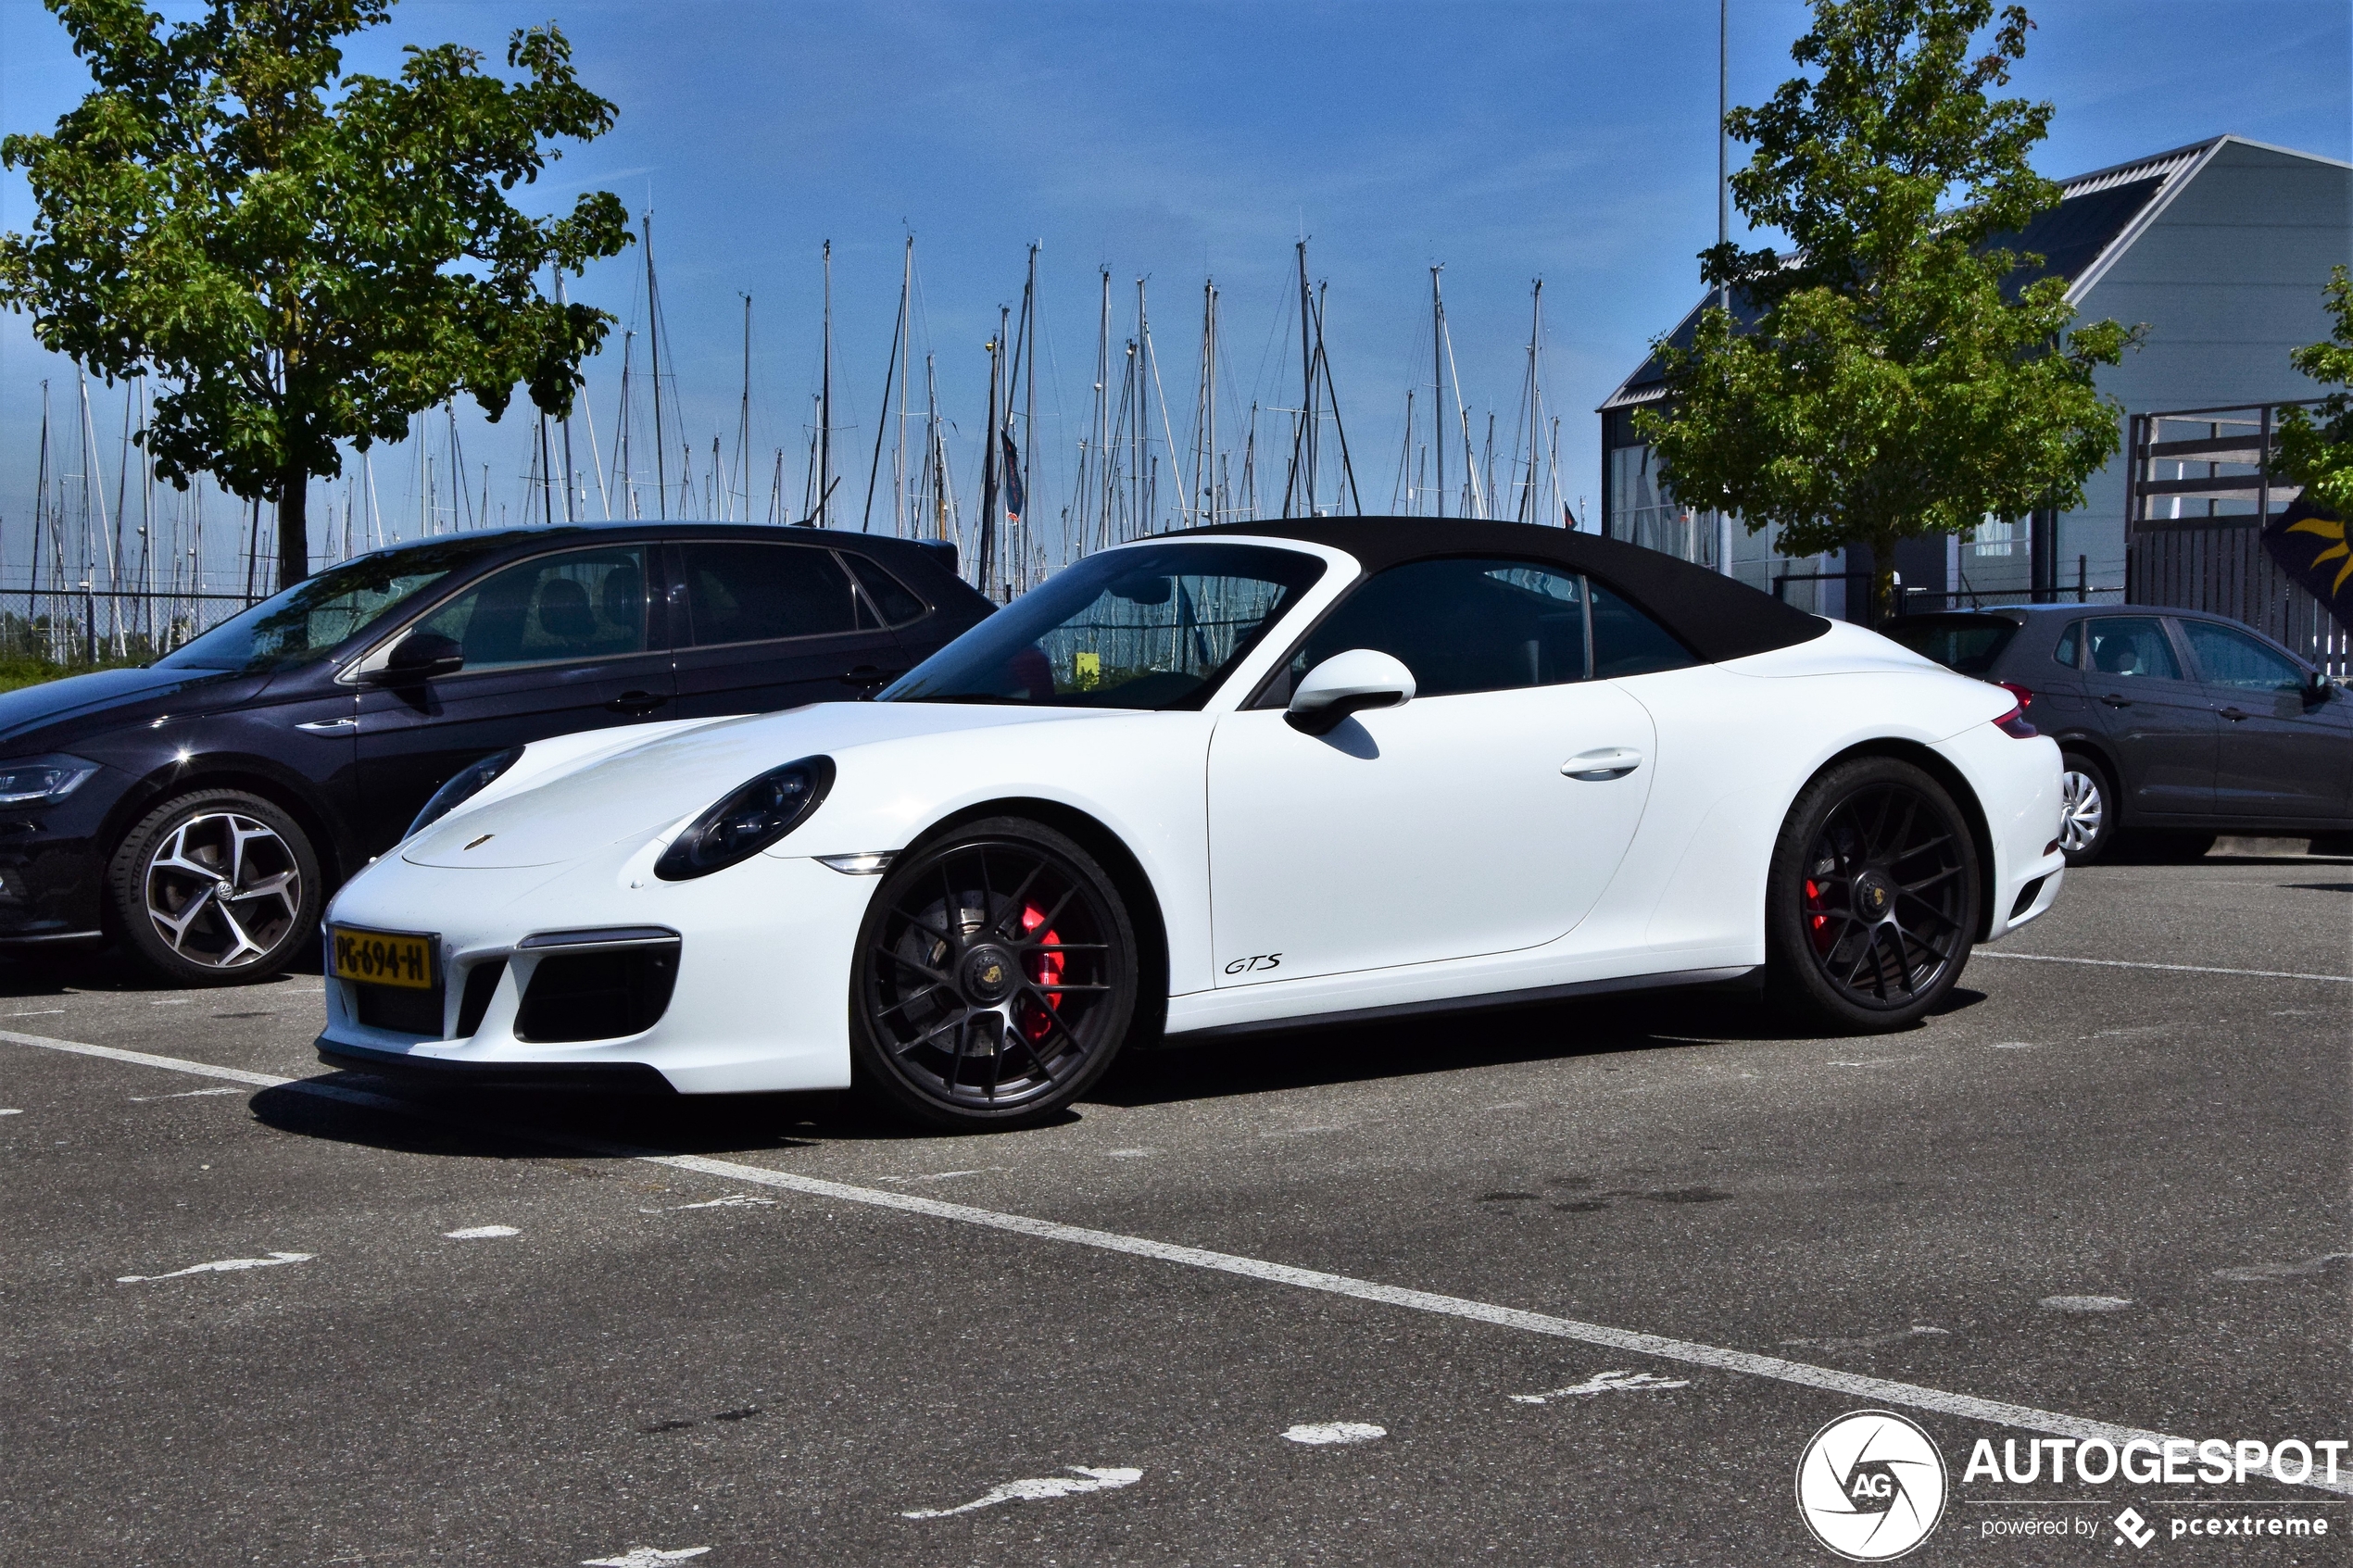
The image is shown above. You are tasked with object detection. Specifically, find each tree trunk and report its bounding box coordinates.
[277,462,309,591]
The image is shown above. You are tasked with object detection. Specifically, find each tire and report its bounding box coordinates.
[2311,832,2353,858]
[849,816,1141,1130]
[1765,758,1981,1034]
[107,788,322,986]
[2056,750,2115,866]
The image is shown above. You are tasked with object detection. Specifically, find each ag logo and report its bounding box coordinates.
[1796,1410,1947,1561]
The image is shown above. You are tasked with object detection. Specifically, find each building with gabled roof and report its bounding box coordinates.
[1598,134,2353,622]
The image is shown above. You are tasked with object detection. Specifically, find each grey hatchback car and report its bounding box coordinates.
[1881,606,2351,863]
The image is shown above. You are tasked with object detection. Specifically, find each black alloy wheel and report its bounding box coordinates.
[850,817,1139,1129]
[1766,758,1980,1033]
[107,787,323,986]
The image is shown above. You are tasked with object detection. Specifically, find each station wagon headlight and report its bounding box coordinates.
[0,755,98,807]
[656,756,836,881]
[406,747,523,839]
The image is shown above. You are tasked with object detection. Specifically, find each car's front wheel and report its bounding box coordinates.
[849,816,1140,1130]
[1765,758,1981,1034]
[107,788,322,985]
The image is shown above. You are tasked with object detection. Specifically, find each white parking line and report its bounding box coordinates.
[1974,951,2352,984]
[7,1025,2348,1499]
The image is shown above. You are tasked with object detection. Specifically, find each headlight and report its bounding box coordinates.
[655,757,835,882]
[0,755,99,808]
[406,747,523,839]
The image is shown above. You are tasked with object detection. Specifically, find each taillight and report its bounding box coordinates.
[1997,681,2033,709]
[1993,700,2037,738]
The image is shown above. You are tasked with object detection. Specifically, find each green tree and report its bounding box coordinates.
[1636,0,2138,617]
[2275,264,2353,521]
[0,0,631,590]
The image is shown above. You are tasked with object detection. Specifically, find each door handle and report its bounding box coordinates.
[838,665,903,695]
[607,690,670,715]
[1563,746,1644,780]
[296,717,358,734]
[2099,692,2133,708]
[2218,706,2250,722]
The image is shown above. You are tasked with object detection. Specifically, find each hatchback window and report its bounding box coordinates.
[676,542,859,646]
[2053,621,2082,669]
[1882,616,2018,675]
[1288,558,1594,698]
[2181,621,2303,691]
[157,537,512,673]
[411,546,649,670]
[845,554,928,627]
[2083,617,2182,681]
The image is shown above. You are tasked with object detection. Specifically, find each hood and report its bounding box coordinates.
[0,665,261,751]
[402,699,1111,868]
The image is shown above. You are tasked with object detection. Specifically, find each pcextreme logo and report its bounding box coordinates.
[1797,1410,1950,1561]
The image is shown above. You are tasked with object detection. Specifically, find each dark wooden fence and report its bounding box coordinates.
[2127,401,2350,679]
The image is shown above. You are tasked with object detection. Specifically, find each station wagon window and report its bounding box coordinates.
[2082,617,2181,681]
[409,546,649,670]
[2180,621,2302,691]
[845,554,928,627]
[675,542,860,646]
[158,537,511,673]
[2053,621,2082,669]
[1881,615,2017,676]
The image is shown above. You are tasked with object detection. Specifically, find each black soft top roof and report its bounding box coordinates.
[1176,517,1829,665]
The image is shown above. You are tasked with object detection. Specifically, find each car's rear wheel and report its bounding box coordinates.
[849,817,1139,1130]
[107,788,321,985]
[1766,758,1980,1034]
[2057,750,2114,865]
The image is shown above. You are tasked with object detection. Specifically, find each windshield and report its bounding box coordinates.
[157,538,517,674]
[881,543,1326,709]
[1883,615,2020,676]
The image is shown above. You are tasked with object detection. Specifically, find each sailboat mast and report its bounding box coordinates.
[1296,241,1316,516]
[980,316,1003,595]
[1022,242,1038,577]
[737,294,752,522]
[1430,267,1445,519]
[895,236,913,536]
[818,240,834,528]
[645,212,665,513]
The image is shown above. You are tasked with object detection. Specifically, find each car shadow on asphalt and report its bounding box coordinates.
[0,941,326,998]
[244,985,1984,1160]
[1091,985,1985,1109]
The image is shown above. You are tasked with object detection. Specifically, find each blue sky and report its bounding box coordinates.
[2,0,2348,588]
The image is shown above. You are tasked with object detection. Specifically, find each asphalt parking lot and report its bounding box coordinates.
[2,847,2347,1566]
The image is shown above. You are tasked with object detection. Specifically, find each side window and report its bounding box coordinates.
[843,553,927,627]
[411,546,648,671]
[1285,558,1590,700]
[2054,621,2082,670]
[2180,621,2302,691]
[1589,583,1697,679]
[2083,617,2182,681]
[676,543,859,647]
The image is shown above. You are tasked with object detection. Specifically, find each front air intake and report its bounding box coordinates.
[513,940,680,1043]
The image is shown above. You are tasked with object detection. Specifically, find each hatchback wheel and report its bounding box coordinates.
[849,817,1140,1130]
[107,788,321,985]
[2057,751,2114,865]
[1766,758,1981,1033]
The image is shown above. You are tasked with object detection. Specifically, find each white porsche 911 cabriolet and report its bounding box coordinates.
[317,519,2066,1127]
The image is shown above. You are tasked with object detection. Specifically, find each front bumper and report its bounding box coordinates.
[316,836,882,1095]
[0,816,106,944]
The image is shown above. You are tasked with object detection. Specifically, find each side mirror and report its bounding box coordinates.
[1285,648,1416,735]
[366,631,464,685]
[2307,670,2335,704]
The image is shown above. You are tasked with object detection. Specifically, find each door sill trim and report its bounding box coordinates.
[1164,964,1762,1042]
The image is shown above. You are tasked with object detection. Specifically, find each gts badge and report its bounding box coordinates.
[1224,953,1283,975]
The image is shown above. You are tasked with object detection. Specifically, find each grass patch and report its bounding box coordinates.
[0,656,145,696]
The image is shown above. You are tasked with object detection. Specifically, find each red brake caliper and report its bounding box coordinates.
[1803,878,1834,956]
[1019,903,1064,1041]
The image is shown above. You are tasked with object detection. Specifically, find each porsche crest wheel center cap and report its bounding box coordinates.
[961,944,1018,1004]
[1852,869,1897,921]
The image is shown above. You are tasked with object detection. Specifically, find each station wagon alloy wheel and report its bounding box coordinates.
[1767,758,1980,1032]
[852,818,1139,1127]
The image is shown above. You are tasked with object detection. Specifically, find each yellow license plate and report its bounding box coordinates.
[331,927,436,989]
